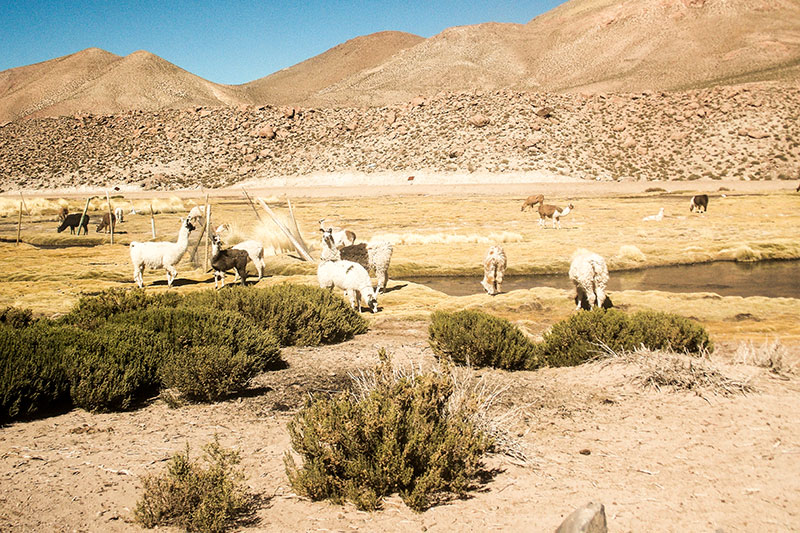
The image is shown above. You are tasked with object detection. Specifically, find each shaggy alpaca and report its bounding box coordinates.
[57,213,90,235]
[481,245,507,296]
[569,249,613,311]
[318,228,378,312]
[96,212,116,233]
[129,218,195,288]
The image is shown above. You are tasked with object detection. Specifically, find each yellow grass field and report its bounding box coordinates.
[1,186,799,341]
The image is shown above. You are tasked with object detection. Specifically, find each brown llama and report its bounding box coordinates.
[521,194,545,211]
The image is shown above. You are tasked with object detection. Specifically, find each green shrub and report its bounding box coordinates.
[64,323,171,412]
[109,307,281,370]
[0,306,34,328]
[0,322,76,422]
[160,345,262,402]
[182,284,368,347]
[539,309,713,367]
[134,439,252,533]
[285,350,492,512]
[62,288,182,328]
[428,310,541,370]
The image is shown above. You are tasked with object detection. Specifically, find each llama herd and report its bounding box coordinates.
[52,190,714,313]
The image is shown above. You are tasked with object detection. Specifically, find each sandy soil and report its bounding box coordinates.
[1,320,798,532]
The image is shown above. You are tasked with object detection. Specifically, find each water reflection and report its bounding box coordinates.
[406,260,800,298]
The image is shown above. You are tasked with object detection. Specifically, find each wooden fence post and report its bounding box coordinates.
[77,197,91,236]
[203,197,211,271]
[19,192,30,216]
[105,190,114,245]
[241,188,264,223]
[149,204,156,239]
[16,202,22,245]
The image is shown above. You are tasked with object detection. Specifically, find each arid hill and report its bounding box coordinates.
[243,31,424,106]
[0,49,253,123]
[1,85,797,191]
[2,0,800,121]
[307,0,800,106]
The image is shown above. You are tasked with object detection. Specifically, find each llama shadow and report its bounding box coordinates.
[149,278,204,287]
[381,283,407,294]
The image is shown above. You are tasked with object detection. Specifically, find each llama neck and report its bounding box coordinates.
[175,226,191,258]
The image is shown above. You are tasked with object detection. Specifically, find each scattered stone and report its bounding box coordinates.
[468,113,490,127]
[556,502,607,533]
[255,126,276,139]
[536,107,554,118]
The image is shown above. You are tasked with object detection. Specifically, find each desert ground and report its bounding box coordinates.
[1,176,799,532]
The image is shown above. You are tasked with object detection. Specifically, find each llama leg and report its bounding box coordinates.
[377,267,388,293]
[256,258,264,281]
[494,267,504,294]
[347,289,358,311]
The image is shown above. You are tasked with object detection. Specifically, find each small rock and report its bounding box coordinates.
[468,113,490,127]
[579,448,591,455]
[556,502,607,533]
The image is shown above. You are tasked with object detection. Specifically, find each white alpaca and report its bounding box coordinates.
[481,245,507,296]
[319,219,356,248]
[114,206,125,223]
[642,207,664,222]
[318,227,378,312]
[320,223,393,294]
[130,218,195,288]
[569,249,612,310]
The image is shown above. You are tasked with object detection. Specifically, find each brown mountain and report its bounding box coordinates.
[301,0,800,106]
[243,31,424,105]
[0,48,252,122]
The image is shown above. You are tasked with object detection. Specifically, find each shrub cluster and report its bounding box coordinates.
[428,308,712,370]
[134,439,252,533]
[182,284,368,346]
[285,350,492,512]
[3,284,365,423]
[428,310,541,370]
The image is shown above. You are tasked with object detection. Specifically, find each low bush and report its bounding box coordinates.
[160,345,262,402]
[539,309,713,367]
[64,323,171,412]
[0,322,77,422]
[0,306,34,328]
[61,288,181,328]
[182,284,368,346]
[427,309,712,371]
[285,350,492,511]
[134,439,252,533]
[428,310,541,370]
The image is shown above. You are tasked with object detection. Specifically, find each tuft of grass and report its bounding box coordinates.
[734,339,794,376]
[134,438,254,533]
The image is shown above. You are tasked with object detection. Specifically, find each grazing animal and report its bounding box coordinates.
[521,194,545,211]
[481,245,507,296]
[129,218,195,288]
[187,205,207,221]
[642,207,664,222]
[214,224,266,281]
[319,219,356,248]
[569,249,613,311]
[538,202,574,229]
[114,206,124,223]
[320,222,393,293]
[318,229,378,312]
[57,206,69,223]
[689,194,709,213]
[96,212,116,233]
[57,213,90,235]
[210,234,249,288]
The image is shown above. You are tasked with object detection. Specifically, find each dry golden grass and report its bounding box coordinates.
[1,189,798,342]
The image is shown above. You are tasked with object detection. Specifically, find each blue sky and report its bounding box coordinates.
[0,1,563,85]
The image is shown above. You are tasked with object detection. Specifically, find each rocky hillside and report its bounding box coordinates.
[1,85,797,191]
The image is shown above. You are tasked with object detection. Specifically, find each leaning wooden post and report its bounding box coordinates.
[256,197,314,261]
[77,197,91,236]
[241,188,264,223]
[105,190,114,245]
[203,197,211,271]
[16,202,22,245]
[149,204,156,239]
[19,191,30,216]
